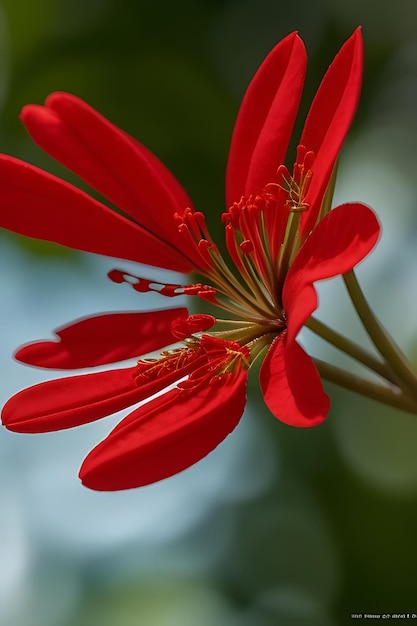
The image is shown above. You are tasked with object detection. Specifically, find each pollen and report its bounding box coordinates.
[225,346,251,368]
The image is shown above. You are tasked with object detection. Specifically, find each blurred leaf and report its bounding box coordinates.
[68,577,234,626]
[0,4,9,113]
[227,482,340,606]
[333,393,417,494]
[0,0,56,60]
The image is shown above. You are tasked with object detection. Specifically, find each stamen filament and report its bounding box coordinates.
[203,246,275,319]
[211,322,280,345]
[225,224,275,309]
[275,209,302,293]
[239,250,277,311]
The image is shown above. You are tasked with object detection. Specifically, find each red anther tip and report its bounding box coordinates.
[240,239,254,254]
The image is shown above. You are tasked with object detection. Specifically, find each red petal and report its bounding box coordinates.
[1,367,140,432]
[15,308,188,369]
[21,93,193,250]
[260,333,329,427]
[300,28,364,235]
[1,350,202,433]
[283,202,380,345]
[0,155,193,272]
[226,32,306,206]
[79,369,248,490]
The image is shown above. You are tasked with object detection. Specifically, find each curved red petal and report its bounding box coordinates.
[1,367,140,432]
[15,308,188,369]
[260,333,329,427]
[283,203,380,344]
[226,32,306,206]
[300,28,364,235]
[0,155,193,272]
[21,93,193,249]
[1,351,201,434]
[79,369,248,490]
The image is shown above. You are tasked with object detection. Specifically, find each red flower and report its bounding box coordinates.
[0,29,380,490]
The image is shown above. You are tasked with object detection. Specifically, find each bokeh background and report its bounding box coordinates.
[1,1,417,624]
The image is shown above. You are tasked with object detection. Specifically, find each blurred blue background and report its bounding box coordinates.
[1,1,417,624]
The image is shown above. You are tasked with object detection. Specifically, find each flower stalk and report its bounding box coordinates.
[314,358,417,415]
[343,270,417,399]
[304,273,417,413]
[305,316,399,384]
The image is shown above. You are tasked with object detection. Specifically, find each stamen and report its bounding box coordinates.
[171,314,216,340]
[134,342,204,384]
[225,223,246,275]
[175,208,217,273]
[225,346,250,368]
[222,193,280,313]
[277,145,314,213]
[196,286,218,304]
[240,240,254,254]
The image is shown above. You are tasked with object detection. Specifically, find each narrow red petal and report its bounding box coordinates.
[283,203,380,344]
[2,348,202,434]
[0,155,193,272]
[260,333,329,427]
[300,28,364,235]
[226,32,306,206]
[21,93,193,247]
[15,308,188,369]
[79,369,248,490]
[1,368,140,432]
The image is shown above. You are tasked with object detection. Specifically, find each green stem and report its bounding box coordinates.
[306,316,400,385]
[314,358,417,415]
[343,270,417,397]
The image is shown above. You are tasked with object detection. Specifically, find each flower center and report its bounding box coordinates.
[174,144,314,324]
[113,145,314,374]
